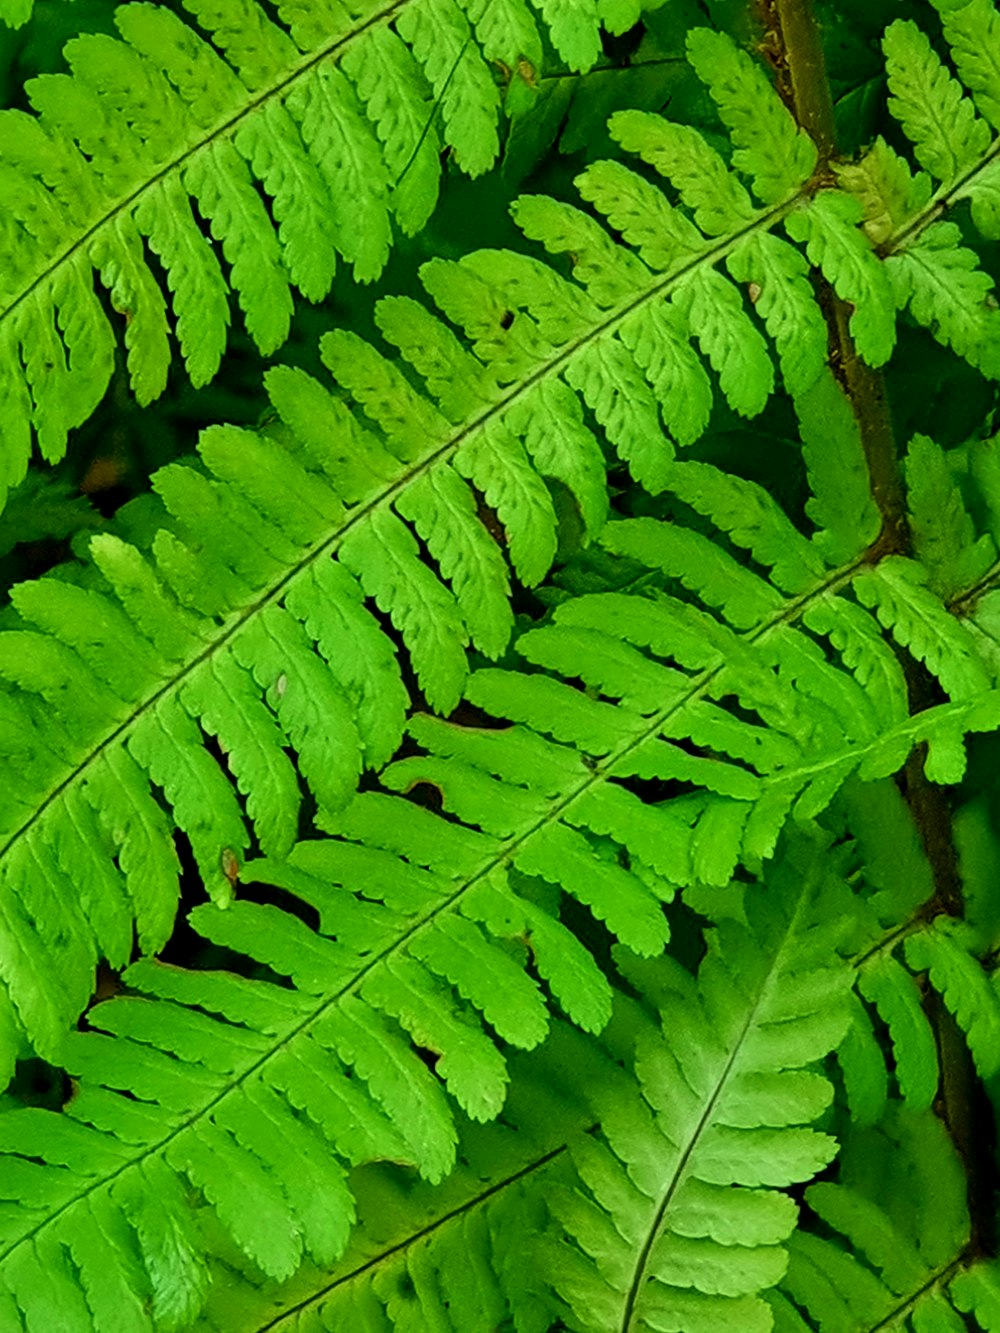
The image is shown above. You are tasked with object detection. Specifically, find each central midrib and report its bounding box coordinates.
[617,885,814,1332]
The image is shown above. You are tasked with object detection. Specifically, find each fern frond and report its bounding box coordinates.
[904,917,1000,1079]
[831,775,1000,1117]
[683,27,818,206]
[856,955,940,1113]
[0,313,596,1067]
[883,19,992,183]
[0,830,852,1329]
[904,434,997,600]
[0,0,606,503]
[0,17,939,507]
[930,0,1000,134]
[7,361,998,1078]
[774,1107,979,1332]
[195,1018,611,1330]
[834,11,1000,381]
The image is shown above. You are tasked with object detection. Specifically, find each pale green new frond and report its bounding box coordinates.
[833,137,933,248]
[545,843,850,1333]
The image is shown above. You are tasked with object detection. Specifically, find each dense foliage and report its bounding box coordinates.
[1,0,1000,1328]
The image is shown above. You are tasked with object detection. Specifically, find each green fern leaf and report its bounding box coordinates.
[832,9,1000,382]
[610,109,757,235]
[726,232,829,399]
[836,993,890,1129]
[857,955,940,1112]
[929,0,1000,131]
[0,303,602,1063]
[886,222,1000,379]
[905,434,997,599]
[884,19,992,182]
[777,1108,973,1332]
[853,556,994,701]
[194,1019,617,1331]
[904,918,1000,1078]
[683,28,818,206]
[784,192,897,367]
[545,845,849,1332]
[0,0,617,498]
[0,11,968,509]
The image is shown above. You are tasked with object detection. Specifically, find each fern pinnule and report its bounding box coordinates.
[0,0,30,26]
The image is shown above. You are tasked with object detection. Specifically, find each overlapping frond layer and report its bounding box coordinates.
[835,9,1000,380]
[0,324,593,1076]
[0,16,926,508]
[362,63,891,508]
[3,421,999,1327]
[4,53,982,1080]
[770,1106,1000,1333]
[826,775,1000,1128]
[0,834,853,1332]
[0,0,615,505]
[544,842,851,1333]
[196,1021,610,1331]
[373,449,997,912]
[0,971,621,1331]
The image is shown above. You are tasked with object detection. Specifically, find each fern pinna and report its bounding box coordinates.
[3,0,1000,1330]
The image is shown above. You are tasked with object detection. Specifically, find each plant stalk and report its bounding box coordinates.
[762,0,996,1255]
